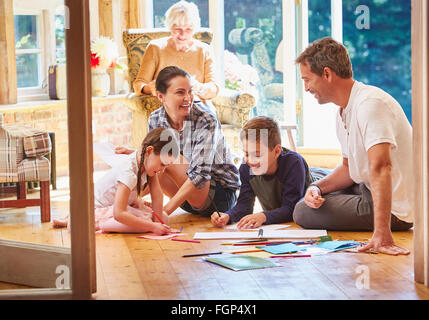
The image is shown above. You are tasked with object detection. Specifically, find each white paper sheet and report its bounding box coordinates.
[193,229,327,240]
[225,224,291,231]
[93,141,130,168]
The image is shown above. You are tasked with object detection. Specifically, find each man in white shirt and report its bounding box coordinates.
[293,37,413,256]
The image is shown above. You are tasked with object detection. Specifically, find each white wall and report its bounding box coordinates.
[14,0,64,11]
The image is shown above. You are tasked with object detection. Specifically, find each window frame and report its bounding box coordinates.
[54,13,66,65]
[13,2,65,102]
[14,8,47,100]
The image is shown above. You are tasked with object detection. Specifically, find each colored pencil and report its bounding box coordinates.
[220,241,290,246]
[151,210,165,225]
[231,249,264,254]
[179,226,183,233]
[182,252,223,258]
[236,239,269,243]
[171,238,200,244]
[235,241,292,246]
[269,254,311,258]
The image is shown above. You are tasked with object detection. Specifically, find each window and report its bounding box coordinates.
[148,1,412,148]
[13,0,66,101]
[306,0,412,123]
[14,14,43,89]
[301,0,339,149]
[55,14,66,64]
[343,0,412,123]
[224,0,284,121]
[153,0,209,28]
[308,0,331,42]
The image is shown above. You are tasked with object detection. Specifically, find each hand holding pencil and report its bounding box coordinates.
[304,184,325,209]
[210,211,230,228]
[151,222,171,235]
[150,209,172,235]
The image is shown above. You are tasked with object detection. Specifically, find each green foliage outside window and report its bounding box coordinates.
[310,0,412,123]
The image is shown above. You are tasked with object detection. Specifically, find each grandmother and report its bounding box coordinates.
[133,0,219,101]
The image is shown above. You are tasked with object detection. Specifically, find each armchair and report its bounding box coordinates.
[0,124,52,223]
[122,28,256,154]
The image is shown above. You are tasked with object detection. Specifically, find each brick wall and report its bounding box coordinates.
[1,95,133,177]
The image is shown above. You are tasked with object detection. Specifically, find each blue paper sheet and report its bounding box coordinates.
[257,243,301,254]
[315,240,361,252]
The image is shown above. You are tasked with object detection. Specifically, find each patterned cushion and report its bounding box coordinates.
[18,157,50,182]
[4,125,51,157]
[0,125,51,183]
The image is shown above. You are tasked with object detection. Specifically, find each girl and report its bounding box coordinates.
[53,127,179,234]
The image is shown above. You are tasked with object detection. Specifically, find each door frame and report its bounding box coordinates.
[412,0,429,287]
[0,0,96,299]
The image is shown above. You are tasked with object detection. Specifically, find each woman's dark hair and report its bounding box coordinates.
[136,127,178,196]
[156,66,190,93]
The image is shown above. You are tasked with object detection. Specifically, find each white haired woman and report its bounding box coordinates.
[133,1,219,101]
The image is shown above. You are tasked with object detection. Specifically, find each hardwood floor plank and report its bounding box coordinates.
[96,234,149,299]
[123,235,189,299]
[308,253,429,299]
[248,258,349,300]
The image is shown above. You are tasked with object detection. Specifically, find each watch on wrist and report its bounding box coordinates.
[309,183,322,195]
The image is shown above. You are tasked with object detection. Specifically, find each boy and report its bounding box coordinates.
[211,116,314,229]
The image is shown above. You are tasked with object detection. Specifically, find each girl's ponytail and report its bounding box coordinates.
[136,143,148,196]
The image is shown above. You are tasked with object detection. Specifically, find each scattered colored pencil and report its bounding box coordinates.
[234,241,292,246]
[236,239,269,244]
[171,238,200,244]
[270,254,311,258]
[179,226,183,233]
[231,249,264,254]
[220,241,291,246]
[183,252,223,258]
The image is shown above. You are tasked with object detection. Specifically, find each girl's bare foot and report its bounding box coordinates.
[52,218,68,228]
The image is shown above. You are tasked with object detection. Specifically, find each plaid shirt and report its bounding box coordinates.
[148,101,240,191]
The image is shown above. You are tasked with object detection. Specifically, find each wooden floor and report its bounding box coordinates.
[1,175,429,299]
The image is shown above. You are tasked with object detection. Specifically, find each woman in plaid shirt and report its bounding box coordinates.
[147,66,240,217]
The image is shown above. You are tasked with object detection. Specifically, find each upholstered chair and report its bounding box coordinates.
[0,124,51,222]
